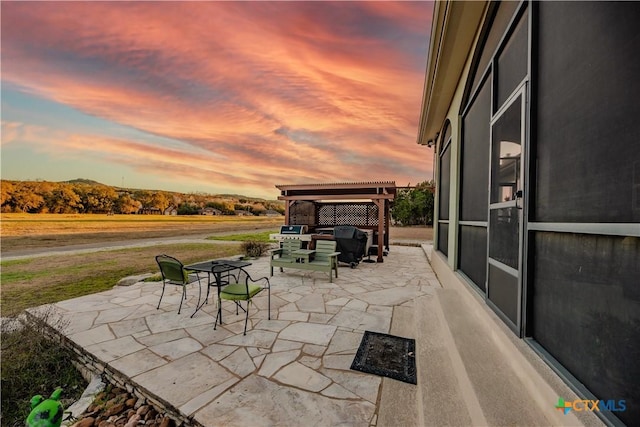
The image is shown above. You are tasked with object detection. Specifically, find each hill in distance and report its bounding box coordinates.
[64,178,105,186]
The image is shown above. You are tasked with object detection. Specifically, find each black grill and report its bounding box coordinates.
[333,225,368,268]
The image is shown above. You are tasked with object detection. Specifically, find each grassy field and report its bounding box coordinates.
[1,213,284,253]
[1,213,283,235]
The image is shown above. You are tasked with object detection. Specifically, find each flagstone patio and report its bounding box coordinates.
[34,245,599,427]
[41,246,435,426]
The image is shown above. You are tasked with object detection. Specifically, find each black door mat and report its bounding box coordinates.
[350,331,417,384]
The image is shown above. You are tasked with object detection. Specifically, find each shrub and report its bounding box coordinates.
[241,240,269,258]
[1,310,86,426]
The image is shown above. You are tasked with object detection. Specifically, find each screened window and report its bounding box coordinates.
[460,76,491,221]
[488,263,518,324]
[437,122,452,256]
[530,3,640,424]
[438,223,449,257]
[438,127,452,220]
[535,2,640,223]
[458,225,487,291]
[459,74,491,291]
[488,208,519,269]
[490,98,522,204]
[495,8,528,111]
[530,232,640,425]
[470,1,520,98]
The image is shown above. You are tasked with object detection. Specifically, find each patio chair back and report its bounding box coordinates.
[156,255,188,283]
[313,240,338,264]
[155,254,190,314]
[280,239,302,257]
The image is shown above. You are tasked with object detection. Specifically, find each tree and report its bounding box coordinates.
[133,190,154,209]
[177,203,199,215]
[0,179,286,216]
[1,181,15,212]
[46,184,82,213]
[116,193,140,214]
[76,185,117,213]
[391,181,435,226]
[11,182,45,213]
[150,192,170,212]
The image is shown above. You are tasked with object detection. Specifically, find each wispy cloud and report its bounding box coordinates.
[1,1,433,198]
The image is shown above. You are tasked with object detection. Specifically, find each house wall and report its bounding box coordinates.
[430,2,640,425]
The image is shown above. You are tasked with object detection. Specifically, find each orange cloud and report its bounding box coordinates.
[1,2,434,196]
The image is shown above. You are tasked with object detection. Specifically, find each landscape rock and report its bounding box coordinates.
[71,385,180,427]
[73,417,95,427]
[116,273,153,287]
[103,402,125,417]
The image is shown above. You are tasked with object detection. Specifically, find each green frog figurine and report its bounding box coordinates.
[26,388,64,427]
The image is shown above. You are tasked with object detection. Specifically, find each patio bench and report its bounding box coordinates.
[270,240,340,282]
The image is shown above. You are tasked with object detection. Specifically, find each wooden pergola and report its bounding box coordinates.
[275,181,396,263]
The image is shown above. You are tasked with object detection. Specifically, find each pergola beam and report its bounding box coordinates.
[277,194,395,201]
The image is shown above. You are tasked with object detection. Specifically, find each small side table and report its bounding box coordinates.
[292,249,315,263]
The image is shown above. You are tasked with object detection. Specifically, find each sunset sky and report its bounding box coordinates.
[1,1,434,199]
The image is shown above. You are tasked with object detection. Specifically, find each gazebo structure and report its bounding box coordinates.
[275,181,396,263]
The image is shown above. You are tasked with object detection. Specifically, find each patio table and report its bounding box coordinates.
[184,259,252,323]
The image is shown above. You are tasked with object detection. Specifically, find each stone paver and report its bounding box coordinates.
[278,322,337,345]
[42,246,434,426]
[133,352,235,407]
[195,375,375,427]
[273,361,332,391]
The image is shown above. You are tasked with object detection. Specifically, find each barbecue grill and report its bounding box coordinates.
[269,225,312,243]
[333,225,369,268]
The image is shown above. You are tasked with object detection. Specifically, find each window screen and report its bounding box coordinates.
[488,263,518,325]
[439,145,451,220]
[535,2,640,223]
[470,1,520,97]
[490,98,522,204]
[458,225,487,292]
[489,208,519,269]
[438,223,449,257]
[495,9,528,110]
[460,76,491,221]
[441,121,451,148]
[530,231,640,425]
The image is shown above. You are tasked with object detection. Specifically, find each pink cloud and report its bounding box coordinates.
[1,2,434,195]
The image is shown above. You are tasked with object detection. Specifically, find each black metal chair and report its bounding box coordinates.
[155,254,200,315]
[217,266,270,335]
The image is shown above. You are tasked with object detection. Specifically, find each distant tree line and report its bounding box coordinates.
[391,181,435,226]
[0,180,285,216]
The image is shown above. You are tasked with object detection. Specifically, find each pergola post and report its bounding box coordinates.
[374,199,385,263]
[384,200,391,250]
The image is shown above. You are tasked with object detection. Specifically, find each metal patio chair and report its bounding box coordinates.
[217,266,270,335]
[155,254,201,315]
